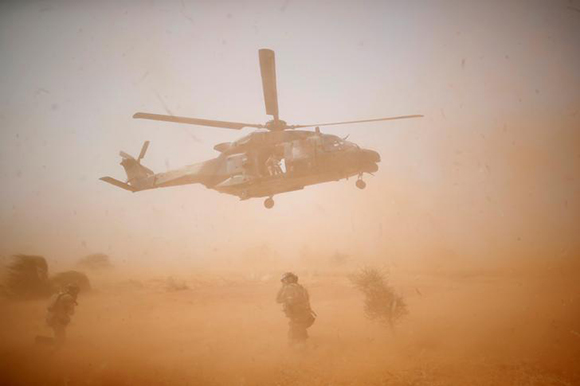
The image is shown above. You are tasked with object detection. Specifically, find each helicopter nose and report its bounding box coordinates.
[362,149,381,163]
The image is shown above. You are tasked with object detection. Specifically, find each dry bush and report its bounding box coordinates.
[4,254,51,299]
[50,270,91,292]
[77,253,113,270]
[350,267,408,328]
[166,276,188,291]
[329,251,350,267]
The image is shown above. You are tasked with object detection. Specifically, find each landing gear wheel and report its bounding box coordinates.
[264,197,275,209]
[356,179,366,190]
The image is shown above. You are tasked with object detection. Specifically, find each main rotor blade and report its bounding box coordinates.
[138,141,150,162]
[133,112,263,130]
[258,49,280,120]
[290,115,424,129]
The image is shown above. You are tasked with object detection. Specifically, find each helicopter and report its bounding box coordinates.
[100,49,422,208]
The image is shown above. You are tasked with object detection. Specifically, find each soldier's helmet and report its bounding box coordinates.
[65,283,80,295]
[281,272,298,284]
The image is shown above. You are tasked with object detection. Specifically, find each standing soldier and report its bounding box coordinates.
[276,272,316,346]
[45,283,80,346]
[266,152,283,176]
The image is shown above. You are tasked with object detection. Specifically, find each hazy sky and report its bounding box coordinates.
[1,0,579,267]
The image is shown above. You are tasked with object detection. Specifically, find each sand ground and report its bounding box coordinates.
[1,259,579,386]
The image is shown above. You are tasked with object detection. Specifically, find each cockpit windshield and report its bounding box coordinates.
[322,135,347,151]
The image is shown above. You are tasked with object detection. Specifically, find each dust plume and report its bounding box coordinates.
[1,0,579,385]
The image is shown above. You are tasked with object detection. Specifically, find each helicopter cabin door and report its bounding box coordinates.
[285,138,319,174]
[284,142,294,173]
[226,153,248,176]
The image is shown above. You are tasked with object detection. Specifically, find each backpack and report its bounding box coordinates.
[47,292,64,312]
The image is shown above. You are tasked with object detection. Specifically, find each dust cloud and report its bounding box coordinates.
[1,254,579,385]
[1,0,580,385]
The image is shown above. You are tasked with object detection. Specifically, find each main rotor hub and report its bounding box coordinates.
[265,119,288,131]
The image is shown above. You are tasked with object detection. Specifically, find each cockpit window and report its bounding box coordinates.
[323,135,344,151]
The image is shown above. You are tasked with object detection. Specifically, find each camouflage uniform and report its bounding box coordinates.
[46,285,78,346]
[276,274,315,344]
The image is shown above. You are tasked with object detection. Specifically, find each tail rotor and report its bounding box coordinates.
[100,141,154,192]
[137,140,150,162]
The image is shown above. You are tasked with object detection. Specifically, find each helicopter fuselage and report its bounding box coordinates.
[125,130,380,200]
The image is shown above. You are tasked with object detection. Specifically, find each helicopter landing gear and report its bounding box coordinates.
[264,197,275,209]
[356,178,366,190]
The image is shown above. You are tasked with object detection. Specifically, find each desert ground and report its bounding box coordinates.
[1,257,579,386]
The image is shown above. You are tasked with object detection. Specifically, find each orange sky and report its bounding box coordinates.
[1,0,579,267]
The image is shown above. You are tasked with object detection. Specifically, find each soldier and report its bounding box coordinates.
[276,272,316,346]
[45,283,80,346]
[266,153,283,176]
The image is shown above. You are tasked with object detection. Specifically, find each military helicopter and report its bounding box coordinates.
[100,49,422,208]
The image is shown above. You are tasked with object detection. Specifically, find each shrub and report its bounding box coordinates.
[4,254,51,299]
[50,270,91,292]
[350,267,407,328]
[77,253,113,270]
